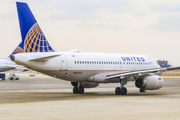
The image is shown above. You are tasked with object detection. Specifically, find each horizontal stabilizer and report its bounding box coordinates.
[29,55,60,62]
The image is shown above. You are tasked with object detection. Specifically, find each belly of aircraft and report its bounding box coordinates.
[37,70,125,83]
[37,70,97,82]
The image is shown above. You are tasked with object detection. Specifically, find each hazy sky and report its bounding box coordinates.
[0,0,180,65]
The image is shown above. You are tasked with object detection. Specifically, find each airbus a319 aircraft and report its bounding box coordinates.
[11,2,180,95]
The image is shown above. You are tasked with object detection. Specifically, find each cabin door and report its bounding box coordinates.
[60,54,68,71]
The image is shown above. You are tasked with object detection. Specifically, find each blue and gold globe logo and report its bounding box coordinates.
[24,23,54,52]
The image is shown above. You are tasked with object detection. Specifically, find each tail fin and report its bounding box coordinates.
[10,2,54,56]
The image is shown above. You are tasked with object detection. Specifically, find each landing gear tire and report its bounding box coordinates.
[140,88,146,93]
[73,86,85,94]
[73,86,79,94]
[121,87,127,95]
[2,78,5,80]
[115,87,121,95]
[78,86,84,94]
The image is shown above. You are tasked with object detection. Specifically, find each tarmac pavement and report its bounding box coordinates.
[0,71,180,120]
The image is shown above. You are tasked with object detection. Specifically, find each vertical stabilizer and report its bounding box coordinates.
[10,2,54,56]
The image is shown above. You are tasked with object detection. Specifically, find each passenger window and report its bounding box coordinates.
[74,61,76,64]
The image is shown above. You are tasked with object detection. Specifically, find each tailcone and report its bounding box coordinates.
[10,55,15,61]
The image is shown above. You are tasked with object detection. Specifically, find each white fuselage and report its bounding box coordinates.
[13,51,161,83]
[0,57,28,72]
[0,58,17,72]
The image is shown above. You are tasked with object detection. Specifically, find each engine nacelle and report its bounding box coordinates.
[135,75,164,90]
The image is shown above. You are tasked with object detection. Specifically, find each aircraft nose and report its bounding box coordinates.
[10,55,15,61]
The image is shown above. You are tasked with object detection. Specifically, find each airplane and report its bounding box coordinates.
[0,57,16,72]
[0,45,30,80]
[11,2,180,95]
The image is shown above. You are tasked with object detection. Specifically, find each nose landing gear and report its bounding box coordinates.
[140,88,146,93]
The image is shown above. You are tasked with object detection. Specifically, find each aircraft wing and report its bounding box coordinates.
[14,65,30,72]
[105,66,180,80]
[165,66,180,71]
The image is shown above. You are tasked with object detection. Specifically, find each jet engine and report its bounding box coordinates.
[135,75,164,90]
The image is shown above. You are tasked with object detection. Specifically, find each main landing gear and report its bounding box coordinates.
[115,79,127,95]
[71,82,84,94]
[115,87,127,95]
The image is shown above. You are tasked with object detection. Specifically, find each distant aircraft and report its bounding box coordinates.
[0,44,29,80]
[11,2,180,95]
[0,57,16,72]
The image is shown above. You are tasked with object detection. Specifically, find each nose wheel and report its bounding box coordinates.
[140,88,146,93]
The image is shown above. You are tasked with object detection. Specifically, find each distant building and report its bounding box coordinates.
[157,60,172,68]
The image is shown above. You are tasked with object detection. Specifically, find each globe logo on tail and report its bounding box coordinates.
[24,23,54,52]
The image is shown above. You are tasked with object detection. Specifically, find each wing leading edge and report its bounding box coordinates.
[105,66,180,80]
